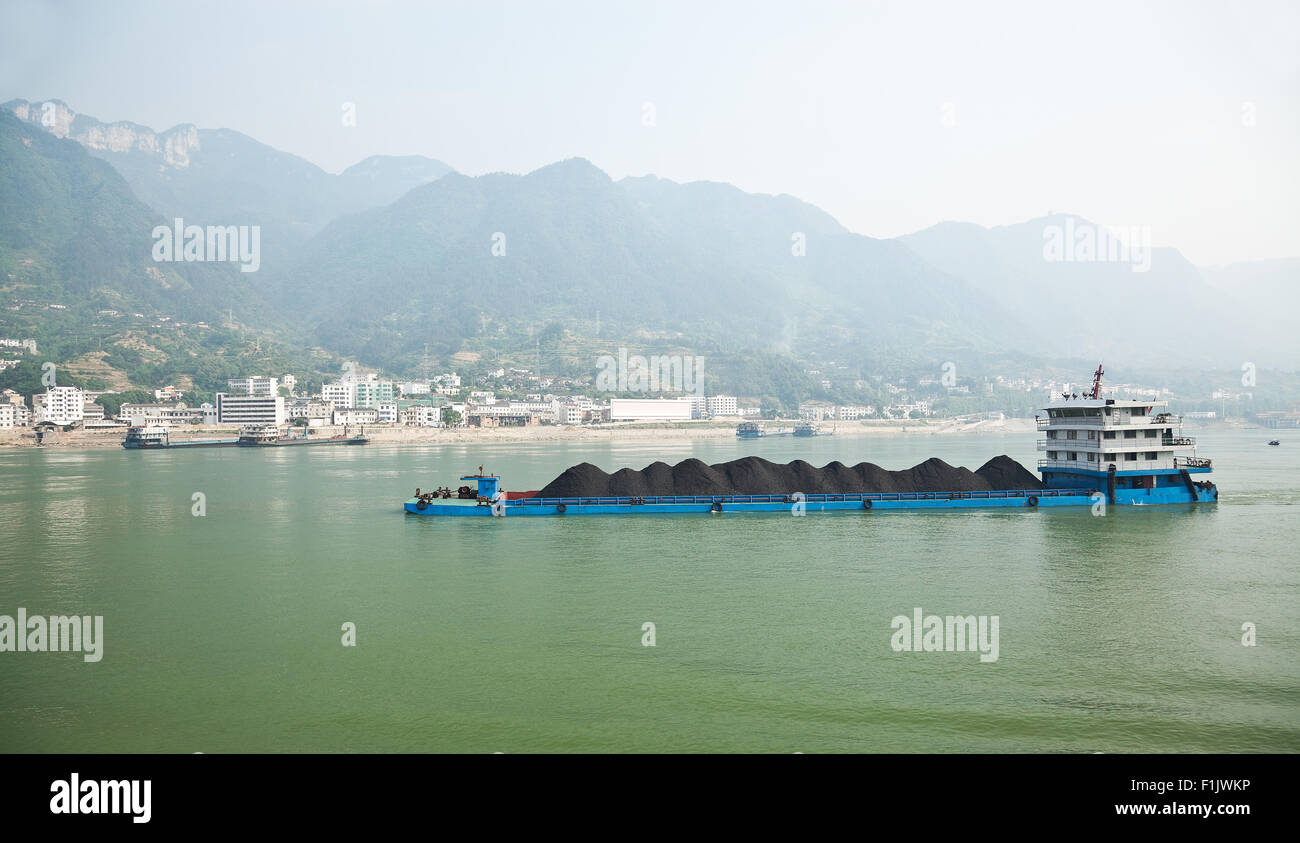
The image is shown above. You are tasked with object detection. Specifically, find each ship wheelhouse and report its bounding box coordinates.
[1036,396,1212,496]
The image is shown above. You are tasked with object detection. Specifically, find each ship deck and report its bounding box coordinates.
[403,487,1115,516]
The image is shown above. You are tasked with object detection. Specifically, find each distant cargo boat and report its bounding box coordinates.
[122,425,237,449]
[404,365,1217,516]
[236,423,369,447]
[736,422,765,438]
[793,422,833,437]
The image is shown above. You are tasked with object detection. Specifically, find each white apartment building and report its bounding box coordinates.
[798,402,833,422]
[0,404,14,429]
[323,374,398,409]
[227,376,279,396]
[401,405,443,427]
[398,382,431,396]
[34,386,85,425]
[120,404,203,426]
[287,400,334,425]
[216,393,286,425]
[554,402,583,425]
[281,374,297,395]
[705,395,739,417]
[836,405,874,420]
[377,402,399,425]
[333,407,379,425]
[508,400,556,421]
[321,381,353,407]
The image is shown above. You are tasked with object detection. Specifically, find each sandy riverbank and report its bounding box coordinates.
[0,417,1039,450]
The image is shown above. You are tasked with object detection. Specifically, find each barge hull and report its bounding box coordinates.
[402,486,1214,516]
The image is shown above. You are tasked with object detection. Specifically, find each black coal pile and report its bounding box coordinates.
[537,454,1043,497]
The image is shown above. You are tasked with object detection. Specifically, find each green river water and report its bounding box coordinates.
[1,428,1297,752]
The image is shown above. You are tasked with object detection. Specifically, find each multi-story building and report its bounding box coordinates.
[377,401,399,425]
[0,404,15,429]
[227,376,279,396]
[705,395,739,417]
[119,404,205,426]
[0,338,37,354]
[81,401,105,423]
[398,382,431,397]
[508,400,556,421]
[321,381,353,407]
[333,407,379,425]
[552,401,584,425]
[216,393,285,425]
[798,401,833,422]
[401,405,443,427]
[354,379,395,408]
[34,386,84,425]
[281,374,297,396]
[286,400,335,425]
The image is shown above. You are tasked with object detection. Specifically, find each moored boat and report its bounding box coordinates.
[123,425,238,449]
[237,424,370,447]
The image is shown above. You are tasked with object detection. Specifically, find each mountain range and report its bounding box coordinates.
[1,96,1294,403]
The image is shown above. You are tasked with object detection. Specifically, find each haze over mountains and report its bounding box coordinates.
[1,97,1295,397]
[3,98,453,269]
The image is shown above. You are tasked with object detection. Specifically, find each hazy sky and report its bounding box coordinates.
[3,0,1297,265]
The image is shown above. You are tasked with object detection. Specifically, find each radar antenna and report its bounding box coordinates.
[1089,363,1104,399]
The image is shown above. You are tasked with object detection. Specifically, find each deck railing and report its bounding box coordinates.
[1037,458,1176,472]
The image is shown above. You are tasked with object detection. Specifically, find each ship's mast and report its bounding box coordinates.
[1089,363,1104,399]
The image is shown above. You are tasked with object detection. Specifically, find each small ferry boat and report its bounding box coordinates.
[1268,440,1280,446]
[403,365,1216,516]
[736,422,765,438]
[793,422,834,437]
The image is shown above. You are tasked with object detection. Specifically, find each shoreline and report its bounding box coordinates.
[3,416,1257,450]
[2,418,1042,450]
